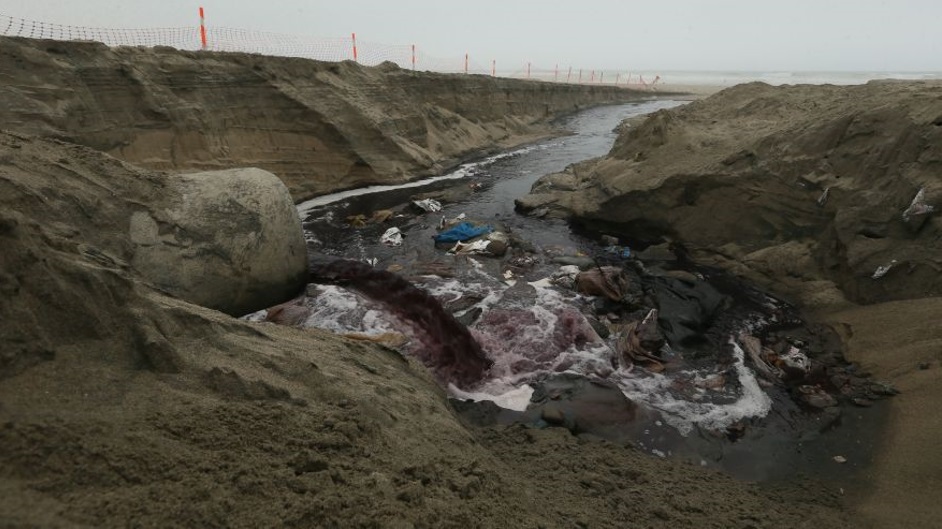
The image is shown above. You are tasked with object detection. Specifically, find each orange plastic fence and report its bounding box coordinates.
[0,12,659,88]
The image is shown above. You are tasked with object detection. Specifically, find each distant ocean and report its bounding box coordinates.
[654,70,942,87]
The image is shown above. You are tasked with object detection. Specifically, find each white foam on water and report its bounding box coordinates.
[297,144,540,216]
[613,337,772,436]
[300,285,400,336]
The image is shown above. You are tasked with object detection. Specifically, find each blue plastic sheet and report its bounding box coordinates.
[433,222,493,243]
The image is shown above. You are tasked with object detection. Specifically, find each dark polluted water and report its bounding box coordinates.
[266,100,885,484]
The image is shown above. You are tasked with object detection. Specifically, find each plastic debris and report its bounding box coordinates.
[448,239,491,255]
[605,245,632,259]
[347,214,368,228]
[380,227,403,246]
[364,257,378,267]
[902,187,934,222]
[816,187,830,207]
[370,209,395,223]
[412,198,443,213]
[433,222,493,243]
[550,265,581,288]
[575,266,633,302]
[832,455,847,464]
[871,259,898,279]
[780,347,811,373]
[617,308,666,372]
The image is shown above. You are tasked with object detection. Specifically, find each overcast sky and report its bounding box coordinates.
[3,0,941,72]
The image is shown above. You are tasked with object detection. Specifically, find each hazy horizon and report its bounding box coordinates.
[2,0,940,73]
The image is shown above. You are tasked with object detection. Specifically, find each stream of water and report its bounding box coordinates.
[263,100,883,482]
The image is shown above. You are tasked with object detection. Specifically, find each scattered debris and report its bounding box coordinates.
[346,214,368,228]
[797,385,838,409]
[551,255,595,269]
[412,198,443,213]
[617,309,666,372]
[871,259,897,279]
[575,266,634,302]
[780,347,811,373]
[605,245,632,259]
[484,231,510,257]
[738,334,783,384]
[816,187,830,207]
[832,455,847,464]
[380,227,403,246]
[371,209,395,223]
[448,239,492,255]
[902,187,934,222]
[509,255,538,269]
[433,222,493,243]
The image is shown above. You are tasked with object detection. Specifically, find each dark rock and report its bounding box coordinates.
[524,374,649,441]
[649,275,727,346]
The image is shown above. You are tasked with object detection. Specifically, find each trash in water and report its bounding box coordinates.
[575,266,633,302]
[433,222,493,243]
[871,259,898,279]
[605,245,632,259]
[617,308,666,372]
[347,214,368,228]
[370,209,395,223]
[412,198,443,213]
[797,385,837,409]
[381,227,403,246]
[448,239,492,255]
[902,187,934,222]
[439,213,468,230]
[364,257,378,267]
[509,255,538,268]
[779,347,811,373]
[484,231,510,257]
[550,265,581,289]
[832,455,847,464]
[816,187,830,207]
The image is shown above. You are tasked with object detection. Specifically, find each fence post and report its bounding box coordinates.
[567,66,572,83]
[198,7,207,50]
[578,69,582,83]
[464,53,468,74]
[590,70,595,83]
[411,44,415,70]
[351,32,358,62]
[600,71,604,84]
[491,59,495,77]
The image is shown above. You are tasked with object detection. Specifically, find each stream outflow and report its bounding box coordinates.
[281,100,882,482]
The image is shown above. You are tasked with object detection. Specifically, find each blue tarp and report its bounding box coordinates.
[433,222,493,243]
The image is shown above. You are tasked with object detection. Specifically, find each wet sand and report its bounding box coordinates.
[824,299,942,527]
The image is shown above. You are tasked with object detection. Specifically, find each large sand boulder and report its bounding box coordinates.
[130,168,307,316]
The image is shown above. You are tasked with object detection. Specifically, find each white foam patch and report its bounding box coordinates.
[613,337,772,436]
[299,285,400,337]
[297,144,539,215]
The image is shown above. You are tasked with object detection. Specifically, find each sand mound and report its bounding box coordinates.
[0,39,847,528]
[517,80,942,527]
[519,81,942,308]
[0,97,850,526]
[0,36,643,202]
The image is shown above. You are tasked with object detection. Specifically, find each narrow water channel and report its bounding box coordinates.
[277,100,883,484]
